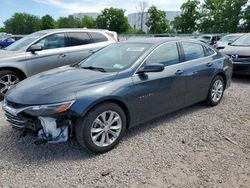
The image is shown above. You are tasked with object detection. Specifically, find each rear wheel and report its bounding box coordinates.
[0,70,22,100]
[75,102,126,154]
[206,75,225,106]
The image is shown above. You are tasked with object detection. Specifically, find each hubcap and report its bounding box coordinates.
[211,80,223,103]
[0,74,19,95]
[91,110,122,147]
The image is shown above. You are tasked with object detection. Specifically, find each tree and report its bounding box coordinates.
[242,5,250,32]
[146,6,170,34]
[199,0,247,33]
[136,1,148,32]
[4,13,40,34]
[57,15,81,28]
[81,16,96,28]
[96,7,129,33]
[41,15,55,30]
[172,0,200,33]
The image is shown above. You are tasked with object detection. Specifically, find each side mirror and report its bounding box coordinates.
[29,45,43,53]
[137,63,164,74]
[228,42,232,46]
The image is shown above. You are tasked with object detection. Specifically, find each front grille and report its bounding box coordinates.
[4,110,27,129]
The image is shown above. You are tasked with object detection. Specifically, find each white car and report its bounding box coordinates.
[216,33,244,50]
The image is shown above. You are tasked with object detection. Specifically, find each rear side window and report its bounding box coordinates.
[146,42,180,67]
[68,32,91,46]
[89,32,108,43]
[182,42,205,61]
[204,46,215,56]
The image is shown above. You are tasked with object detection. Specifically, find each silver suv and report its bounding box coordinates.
[0,29,116,99]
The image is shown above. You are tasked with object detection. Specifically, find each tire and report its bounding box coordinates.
[75,102,126,154]
[0,70,23,100]
[206,75,225,106]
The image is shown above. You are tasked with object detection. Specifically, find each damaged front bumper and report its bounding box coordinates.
[3,100,75,144]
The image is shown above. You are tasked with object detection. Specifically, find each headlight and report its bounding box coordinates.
[23,100,75,116]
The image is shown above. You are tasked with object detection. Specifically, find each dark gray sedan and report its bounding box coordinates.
[3,38,233,154]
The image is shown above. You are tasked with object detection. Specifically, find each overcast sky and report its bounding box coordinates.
[0,0,190,27]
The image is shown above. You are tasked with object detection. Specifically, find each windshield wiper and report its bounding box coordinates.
[81,66,106,72]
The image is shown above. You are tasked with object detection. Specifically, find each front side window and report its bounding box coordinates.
[182,42,205,61]
[146,42,180,66]
[204,46,215,56]
[34,33,65,50]
[68,32,91,46]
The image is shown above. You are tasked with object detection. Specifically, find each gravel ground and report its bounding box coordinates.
[0,76,249,188]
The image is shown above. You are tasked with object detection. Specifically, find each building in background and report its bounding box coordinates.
[128,11,181,32]
[72,13,100,20]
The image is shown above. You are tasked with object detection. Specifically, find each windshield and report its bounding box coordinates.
[231,34,250,46]
[219,35,241,42]
[6,32,46,51]
[80,43,151,72]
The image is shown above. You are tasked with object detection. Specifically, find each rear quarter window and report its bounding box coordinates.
[89,32,108,43]
[204,46,215,56]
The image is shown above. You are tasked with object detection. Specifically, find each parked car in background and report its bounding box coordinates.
[221,33,250,75]
[198,34,221,45]
[3,38,232,154]
[0,29,116,99]
[216,33,244,50]
[0,35,23,49]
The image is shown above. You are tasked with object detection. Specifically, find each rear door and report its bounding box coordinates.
[133,42,187,122]
[179,42,217,106]
[26,33,69,76]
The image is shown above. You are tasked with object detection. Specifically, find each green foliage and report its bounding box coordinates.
[242,5,250,32]
[96,7,129,33]
[81,16,96,28]
[0,27,5,32]
[146,6,170,34]
[57,15,81,28]
[4,13,41,34]
[172,0,200,33]
[199,0,248,33]
[41,15,55,30]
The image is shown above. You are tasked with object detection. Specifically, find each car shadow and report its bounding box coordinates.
[1,102,208,164]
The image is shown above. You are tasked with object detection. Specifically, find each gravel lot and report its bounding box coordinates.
[0,76,249,188]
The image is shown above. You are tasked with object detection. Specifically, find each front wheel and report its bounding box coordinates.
[0,70,22,100]
[206,75,225,106]
[75,102,126,154]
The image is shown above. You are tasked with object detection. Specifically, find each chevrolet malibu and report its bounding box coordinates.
[3,38,233,154]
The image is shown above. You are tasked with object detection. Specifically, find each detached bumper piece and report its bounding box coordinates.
[3,101,70,144]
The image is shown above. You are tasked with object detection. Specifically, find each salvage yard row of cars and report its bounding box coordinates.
[0,28,249,154]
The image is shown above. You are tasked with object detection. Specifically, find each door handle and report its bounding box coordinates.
[175,70,184,75]
[206,62,213,67]
[58,54,67,59]
[88,50,96,54]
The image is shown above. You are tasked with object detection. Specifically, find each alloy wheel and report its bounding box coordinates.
[0,74,19,95]
[91,110,122,147]
[211,79,223,103]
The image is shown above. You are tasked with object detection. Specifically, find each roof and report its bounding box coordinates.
[35,28,109,34]
[123,37,202,45]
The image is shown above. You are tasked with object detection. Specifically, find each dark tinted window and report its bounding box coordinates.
[146,42,179,66]
[68,32,91,46]
[90,32,108,43]
[204,46,215,56]
[182,42,205,61]
[34,33,65,50]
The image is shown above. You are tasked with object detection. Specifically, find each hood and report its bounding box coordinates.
[5,66,118,105]
[221,45,250,56]
[0,49,25,61]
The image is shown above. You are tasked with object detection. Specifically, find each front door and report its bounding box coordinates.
[26,33,69,76]
[132,42,187,123]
